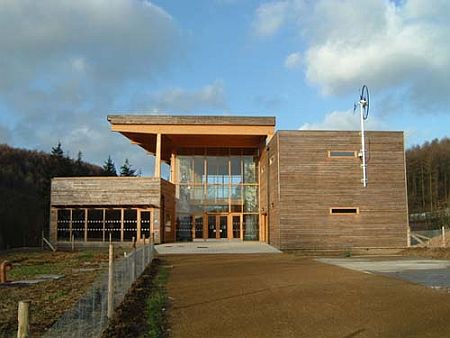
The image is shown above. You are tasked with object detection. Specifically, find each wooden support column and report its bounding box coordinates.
[120,208,124,242]
[102,209,106,242]
[69,209,73,241]
[137,208,141,241]
[169,152,176,183]
[84,208,88,242]
[155,133,161,178]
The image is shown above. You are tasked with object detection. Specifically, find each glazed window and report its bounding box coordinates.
[330,207,359,215]
[328,151,357,158]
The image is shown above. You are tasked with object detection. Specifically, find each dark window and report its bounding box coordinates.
[330,207,359,214]
[328,151,356,157]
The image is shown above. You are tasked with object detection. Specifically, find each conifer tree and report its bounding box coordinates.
[120,158,136,177]
[103,155,117,176]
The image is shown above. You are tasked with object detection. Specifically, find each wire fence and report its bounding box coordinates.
[43,243,154,338]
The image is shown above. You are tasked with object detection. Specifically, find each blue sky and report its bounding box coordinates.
[0,0,449,175]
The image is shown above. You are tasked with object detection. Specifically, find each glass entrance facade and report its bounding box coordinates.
[175,148,259,241]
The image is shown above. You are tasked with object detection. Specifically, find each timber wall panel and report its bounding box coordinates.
[51,177,161,207]
[277,131,408,250]
[261,135,281,248]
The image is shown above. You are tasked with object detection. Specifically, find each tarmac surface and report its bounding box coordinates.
[318,256,450,289]
[165,254,450,338]
[155,240,281,255]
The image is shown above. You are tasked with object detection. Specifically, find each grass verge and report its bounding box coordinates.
[146,265,169,338]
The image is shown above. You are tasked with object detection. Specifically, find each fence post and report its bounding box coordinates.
[142,235,146,271]
[442,226,446,248]
[132,237,136,280]
[17,300,30,338]
[71,234,75,251]
[107,243,114,319]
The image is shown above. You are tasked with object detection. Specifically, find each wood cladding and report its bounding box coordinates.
[108,115,276,126]
[273,130,408,250]
[260,134,281,248]
[51,177,162,207]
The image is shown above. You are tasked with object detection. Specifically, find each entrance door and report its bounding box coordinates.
[218,215,227,239]
[207,215,228,239]
[208,215,216,239]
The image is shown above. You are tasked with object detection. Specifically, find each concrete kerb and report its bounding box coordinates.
[155,241,281,255]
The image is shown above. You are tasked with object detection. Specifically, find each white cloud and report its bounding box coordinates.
[252,1,290,37]
[254,0,450,111]
[0,0,180,173]
[284,52,302,69]
[299,110,383,131]
[141,81,227,113]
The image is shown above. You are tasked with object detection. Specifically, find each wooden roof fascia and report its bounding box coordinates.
[111,123,275,136]
[107,115,276,126]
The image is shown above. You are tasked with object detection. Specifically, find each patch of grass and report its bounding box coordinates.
[146,266,169,338]
[9,263,56,279]
[76,251,96,261]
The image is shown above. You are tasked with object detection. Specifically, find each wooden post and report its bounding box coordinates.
[17,301,30,338]
[120,208,124,242]
[84,208,88,242]
[142,235,146,268]
[131,237,136,280]
[69,208,73,244]
[136,208,141,241]
[107,243,114,319]
[102,209,106,242]
[71,234,74,251]
[155,133,161,178]
[169,152,176,183]
[442,226,446,248]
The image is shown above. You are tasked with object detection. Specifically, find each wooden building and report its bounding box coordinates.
[49,115,408,249]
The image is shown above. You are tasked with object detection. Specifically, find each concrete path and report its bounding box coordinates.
[155,240,281,255]
[318,256,450,289]
[165,254,450,338]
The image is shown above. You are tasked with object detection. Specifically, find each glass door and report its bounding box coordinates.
[208,215,216,238]
[219,215,227,239]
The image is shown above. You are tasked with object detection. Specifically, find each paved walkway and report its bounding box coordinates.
[165,254,450,338]
[155,240,281,255]
[318,256,450,289]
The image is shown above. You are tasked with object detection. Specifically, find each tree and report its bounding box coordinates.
[103,156,117,176]
[51,142,64,158]
[120,158,136,177]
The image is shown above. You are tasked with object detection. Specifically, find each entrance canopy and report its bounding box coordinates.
[107,115,276,162]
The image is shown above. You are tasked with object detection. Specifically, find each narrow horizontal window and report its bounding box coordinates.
[330,207,359,215]
[328,151,357,158]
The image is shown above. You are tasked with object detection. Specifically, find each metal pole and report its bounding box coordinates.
[360,99,367,187]
[107,243,114,319]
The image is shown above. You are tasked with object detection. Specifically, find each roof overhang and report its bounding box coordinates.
[108,115,276,161]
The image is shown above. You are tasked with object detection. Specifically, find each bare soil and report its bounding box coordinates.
[0,248,112,337]
[165,254,450,338]
[102,258,165,338]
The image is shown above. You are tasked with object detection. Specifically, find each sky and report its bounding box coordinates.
[0,0,449,176]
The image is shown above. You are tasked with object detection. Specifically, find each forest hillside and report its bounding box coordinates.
[0,144,106,249]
